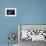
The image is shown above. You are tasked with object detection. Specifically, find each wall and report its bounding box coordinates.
[0,0,46,44]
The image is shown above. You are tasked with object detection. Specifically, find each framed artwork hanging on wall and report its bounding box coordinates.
[5,8,16,17]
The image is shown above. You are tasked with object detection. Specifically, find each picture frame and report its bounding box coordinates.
[18,24,46,42]
[5,8,16,17]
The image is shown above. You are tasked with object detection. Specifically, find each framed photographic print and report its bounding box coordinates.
[18,24,46,42]
[5,8,16,17]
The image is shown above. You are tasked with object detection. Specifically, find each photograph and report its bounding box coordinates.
[18,24,46,46]
[5,8,16,17]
